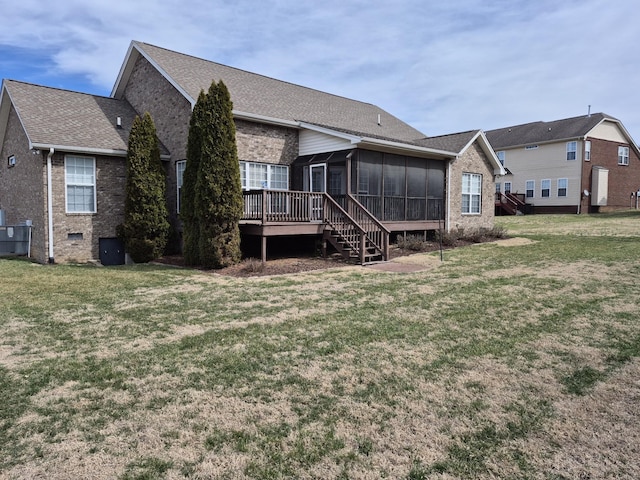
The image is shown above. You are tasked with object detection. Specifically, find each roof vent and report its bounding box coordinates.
[548,127,552,131]
[377,114,381,126]
[116,117,122,129]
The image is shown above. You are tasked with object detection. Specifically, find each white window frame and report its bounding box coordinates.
[461,172,482,215]
[504,181,512,194]
[557,178,568,197]
[526,180,535,198]
[239,161,289,190]
[495,182,501,194]
[584,141,591,161]
[176,160,186,213]
[496,151,505,166]
[566,141,577,161]
[618,146,629,165]
[65,155,96,213]
[541,179,551,198]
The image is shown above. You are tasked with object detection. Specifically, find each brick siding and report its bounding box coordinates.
[581,138,640,212]
[448,141,496,231]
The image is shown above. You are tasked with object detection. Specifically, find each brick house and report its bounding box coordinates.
[486,113,640,214]
[0,41,504,264]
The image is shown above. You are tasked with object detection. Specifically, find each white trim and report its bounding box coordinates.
[233,110,299,128]
[32,143,128,157]
[176,160,186,213]
[557,178,568,197]
[446,159,452,232]
[298,122,457,159]
[46,148,55,262]
[458,130,506,176]
[526,179,535,199]
[64,154,97,214]
[112,41,195,106]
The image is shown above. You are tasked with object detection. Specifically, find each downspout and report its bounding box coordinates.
[46,147,55,263]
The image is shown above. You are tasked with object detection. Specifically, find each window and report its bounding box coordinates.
[566,141,577,161]
[541,179,550,198]
[584,141,591,161]
[618,146,629,165]
[240,161,289,190]
[496,151,505,165]
[65,155,96,213]
[176,160,186,213]
[557,178,568,197]
[495,182,501,194]
[504,182,512,194]
[526,180,534,198]
[462,173,482,214]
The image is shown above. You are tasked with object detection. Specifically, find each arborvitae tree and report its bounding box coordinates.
[120,112,170,263]
[195,80,243,268]
[181,90,207,266]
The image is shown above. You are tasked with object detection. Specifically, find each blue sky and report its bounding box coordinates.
[1,0,639,140]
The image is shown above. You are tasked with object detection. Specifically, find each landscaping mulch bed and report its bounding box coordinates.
[155,238,483,277]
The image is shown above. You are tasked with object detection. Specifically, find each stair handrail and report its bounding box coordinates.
[323,194,388,262]
[345,193,390,260]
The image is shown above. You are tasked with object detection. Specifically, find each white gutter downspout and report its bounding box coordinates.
[46,147,55,263]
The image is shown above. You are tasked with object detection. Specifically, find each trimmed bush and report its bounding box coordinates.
[119,112,169,263]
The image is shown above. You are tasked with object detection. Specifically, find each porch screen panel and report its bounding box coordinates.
[383,154,406,221]
[407,158,427,220]
[328,165,347,209]
[355,151,382,219]
[427,161,445,220]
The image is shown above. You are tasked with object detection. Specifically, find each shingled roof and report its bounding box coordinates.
[0,80,167,156]
[113,41,426,144]
[485,113,617,150]
[415,130,481,153]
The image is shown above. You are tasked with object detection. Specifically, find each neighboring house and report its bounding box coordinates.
[486,113,640,214]
[0,41,504,264]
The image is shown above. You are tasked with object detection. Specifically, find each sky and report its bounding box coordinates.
[1,0,639,141]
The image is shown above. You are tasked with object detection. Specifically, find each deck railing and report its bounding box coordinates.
[242,190,389,262]
[242,190,325,222]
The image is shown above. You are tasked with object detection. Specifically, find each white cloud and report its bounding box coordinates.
[1,0,639,140]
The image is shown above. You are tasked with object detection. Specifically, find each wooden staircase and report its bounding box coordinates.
[495,192,527,215]
[322,193,390,264]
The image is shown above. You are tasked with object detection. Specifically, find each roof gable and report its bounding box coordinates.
[416,130,505,175]
[112,41,427,144]
[2,80,142,156]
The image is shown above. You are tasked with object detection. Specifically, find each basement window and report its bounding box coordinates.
[67,233,83,241]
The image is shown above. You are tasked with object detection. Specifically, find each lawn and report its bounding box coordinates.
[1,211,639,479]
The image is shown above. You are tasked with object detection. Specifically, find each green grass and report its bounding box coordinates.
[1,212,640,478]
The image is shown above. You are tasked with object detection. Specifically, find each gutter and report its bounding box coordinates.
[46,147,55,263]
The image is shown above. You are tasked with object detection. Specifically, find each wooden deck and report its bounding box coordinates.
[240,190,444,263]
[241,190,390,263]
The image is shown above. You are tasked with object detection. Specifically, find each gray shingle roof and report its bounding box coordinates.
[131,42,427,143]
[3,80,163,155]
[414,130,480,153]
[485,113,615,150]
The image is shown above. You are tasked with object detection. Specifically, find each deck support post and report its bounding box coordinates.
[261,236,267,264]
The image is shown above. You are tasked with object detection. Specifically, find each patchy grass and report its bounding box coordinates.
[1,212,640,478]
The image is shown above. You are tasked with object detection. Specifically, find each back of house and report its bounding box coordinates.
[0,41,503,264]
